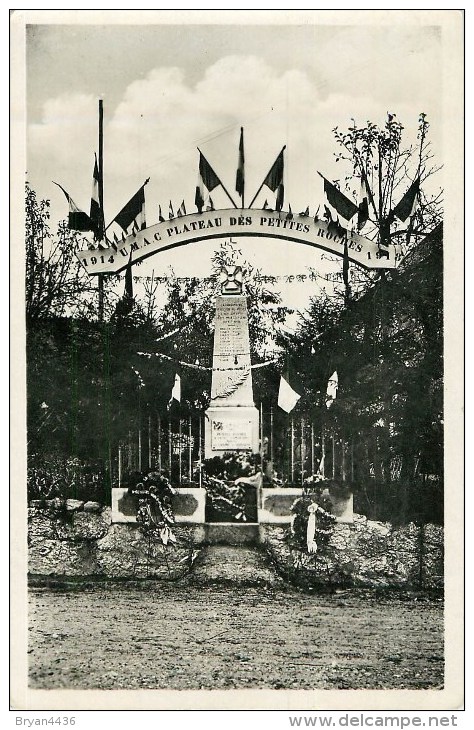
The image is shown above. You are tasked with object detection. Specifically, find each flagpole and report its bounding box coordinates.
[291,417,295,485]
[321,427,326,478]
[128,430,132,471]
[168,420,172,480]
[332,431,336,480]
[188,416,192,483]
[248,146,286,208]
[342,436,346,482]
[138,426,142,472]
[148,415,152,470]
[311,422,315,476]
[260,402,264,475]
[157,414,162,474]
[118,445,122,488]
[270,406,274,479]
[199,415,203,488]
[178,419,182,486]
[98,99,104,322]
[300,418,305,487]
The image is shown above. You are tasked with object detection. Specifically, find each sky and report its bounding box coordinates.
[24,13,444,313]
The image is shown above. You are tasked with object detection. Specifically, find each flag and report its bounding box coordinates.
[286,204,293,220]
[113,179,149,233]
[357,175,370,230]
[235,127,244,201]
[90,154,103,240]
[326,371,338,408]
[158,205,165,223]
[195,150,222,214]
[206,197,215,211]
[263,199,269,210]
[278,376,301,414]
[263,147,285,211]
[53,182,92,232]
[168,374,181,409]
[319,173,358,221]
[393,177,420,222]
[169,201,175,219]
[300,206,310,217]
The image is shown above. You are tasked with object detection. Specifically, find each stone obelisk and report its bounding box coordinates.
[204,266,259,459]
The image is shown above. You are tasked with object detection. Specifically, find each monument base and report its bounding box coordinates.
[204,405,259,460]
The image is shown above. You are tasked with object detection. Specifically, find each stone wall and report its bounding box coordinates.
[28,501,443,589]
[262,514,444,590]
[28,500,198,580]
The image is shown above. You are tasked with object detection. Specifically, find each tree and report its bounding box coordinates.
[25,183,96,323]
[332,112,443,255]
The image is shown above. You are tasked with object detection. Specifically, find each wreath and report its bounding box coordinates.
[127,471,177,545]
[289,489,337,553]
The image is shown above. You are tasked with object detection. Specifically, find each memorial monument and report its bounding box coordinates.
[204,266,259,459]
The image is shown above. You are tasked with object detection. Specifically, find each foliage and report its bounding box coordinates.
[127,471,177,545]
[25,183,96,322]
[332,112,442,252]
[27,453,108,503]
[289,489,337,553]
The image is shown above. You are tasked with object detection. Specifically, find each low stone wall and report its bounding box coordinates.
[28,500,198,580]
[28,501,443,589]
[262,515,444,590]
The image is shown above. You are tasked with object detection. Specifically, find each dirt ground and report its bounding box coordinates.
[28,583,444,690]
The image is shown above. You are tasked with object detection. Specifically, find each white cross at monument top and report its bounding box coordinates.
[220,265,243,296]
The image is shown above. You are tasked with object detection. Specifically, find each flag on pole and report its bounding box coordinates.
[158,205,165,223]
[319,173,358,221]
[392,177,420,222]
[113,179,149,233]
[206,197,215,211]
[195,150,222,213]
[168,374,181,409]
[278,376,301,414]
[263,147,285,211]
[90,154,103,240]
[169,201,174,219]
[235,127,245,202]
[52,182,92,232]
[326,371,338,408]
[286,204,293,220]
[299,206,310,217]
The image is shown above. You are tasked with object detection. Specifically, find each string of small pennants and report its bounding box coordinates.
[114,270,352,285]
[137,350,278,371]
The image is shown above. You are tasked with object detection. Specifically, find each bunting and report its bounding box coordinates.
[113,179,149,233]
[278,376,301,414]
[90,154,103,240]
[392,177,420,222]
[195,150,222,213]
[262,147,285,211]
[319,173,358,221]
[53,182,92,232]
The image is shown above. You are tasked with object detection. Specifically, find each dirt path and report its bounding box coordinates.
[28,583,443,690]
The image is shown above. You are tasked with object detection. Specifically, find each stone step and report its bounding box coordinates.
[203,522,260,546]
[190,545,282,587]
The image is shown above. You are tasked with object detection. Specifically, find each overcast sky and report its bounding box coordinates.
[24,13,444,307]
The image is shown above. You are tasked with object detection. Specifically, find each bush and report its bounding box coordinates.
[27,453,109,504]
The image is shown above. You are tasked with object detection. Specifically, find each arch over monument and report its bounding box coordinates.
[76,208,396,276]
